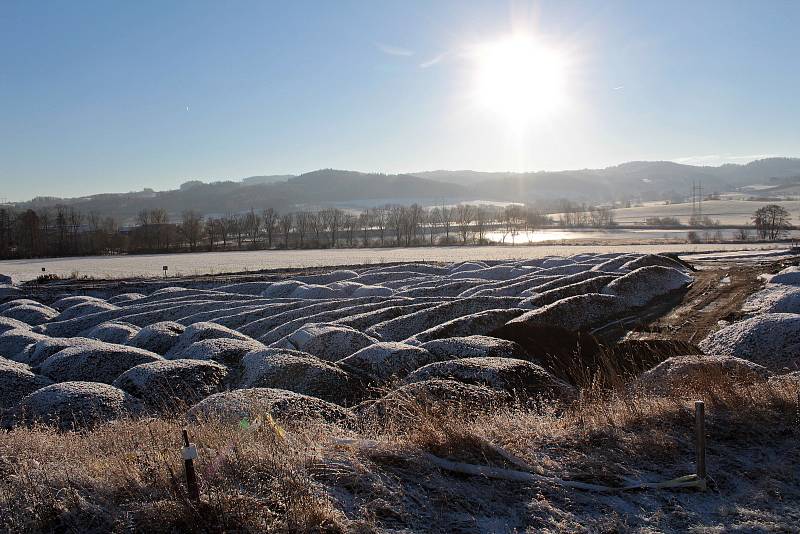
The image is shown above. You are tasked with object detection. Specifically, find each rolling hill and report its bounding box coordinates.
[10,158,800,222]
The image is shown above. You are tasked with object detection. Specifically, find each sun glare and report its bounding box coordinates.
[472,35,568,125]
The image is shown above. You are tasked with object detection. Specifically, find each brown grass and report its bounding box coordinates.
[1,377,798,533]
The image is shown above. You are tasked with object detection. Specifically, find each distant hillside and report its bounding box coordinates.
[241,175,295,185]
[413,158,800,203]
[11,158,800,222]
[14,169,469,223]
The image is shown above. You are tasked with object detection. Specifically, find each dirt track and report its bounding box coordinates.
[632,258,797,343]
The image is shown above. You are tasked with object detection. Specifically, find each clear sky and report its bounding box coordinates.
[2,0,799,201]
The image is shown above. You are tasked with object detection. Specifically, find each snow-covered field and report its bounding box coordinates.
[611,199,800,225]
[0,242,788,281]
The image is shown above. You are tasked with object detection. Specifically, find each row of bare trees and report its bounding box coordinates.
[0,206,124,259]
[555,200,616,228]
[0,203,556,259]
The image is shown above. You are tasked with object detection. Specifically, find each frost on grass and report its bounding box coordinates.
[357,378,512,424]
[699,313,800,371]
[7,381,142,430]
[637,355,773,395]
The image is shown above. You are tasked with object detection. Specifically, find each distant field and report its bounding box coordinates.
[611,199,800,225]
[0,242,789,281]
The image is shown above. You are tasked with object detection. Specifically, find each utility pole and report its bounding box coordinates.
[690,181,703,224]
[698,182,703,220]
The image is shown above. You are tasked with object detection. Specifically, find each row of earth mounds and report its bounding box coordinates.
[5,252,766,432]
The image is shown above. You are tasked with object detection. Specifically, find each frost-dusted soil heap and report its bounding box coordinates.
[701,265,800,372]
[0,253,696,429]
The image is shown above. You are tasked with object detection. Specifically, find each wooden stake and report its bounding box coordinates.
[182,428,200,501]
[694,401,706,480]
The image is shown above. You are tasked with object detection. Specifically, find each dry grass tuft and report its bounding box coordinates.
[0,418,345,533]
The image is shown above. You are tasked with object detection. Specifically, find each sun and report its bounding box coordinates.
[472,35,568,125]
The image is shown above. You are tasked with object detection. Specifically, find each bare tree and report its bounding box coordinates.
[371,207,387,246]
[406,204,424,245]
[279,213,293,248]
[232,214,246,248]
[180,210,204,251]
[734,226,751,241]
[295,211,312,248]
[244,208,262,248]
[753,204,792,240]
[425,210,436,245]
[344,214,358,247]
[150,208,169,249]
[321,208,343,247]
[359,211,372,246]
[436,205,453,241]
[219,213,233,248]
[263,208,278,248]
[474,206,489,243]
[17,209,41,257]
[206,218,220,251]
[455,204,474,244]
[388,205,404,245]
[310,212,324,246]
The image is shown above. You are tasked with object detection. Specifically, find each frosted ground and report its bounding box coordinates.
[0,241,787,281]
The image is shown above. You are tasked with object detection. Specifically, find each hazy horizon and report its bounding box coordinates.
[3,1,800,201]
[7,155,800,203]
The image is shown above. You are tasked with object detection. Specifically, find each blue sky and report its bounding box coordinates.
[2,0,799,201]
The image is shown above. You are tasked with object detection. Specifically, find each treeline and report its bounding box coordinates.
[0,203,563,259]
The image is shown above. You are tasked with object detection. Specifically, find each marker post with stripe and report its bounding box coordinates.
[182,429,200,501]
